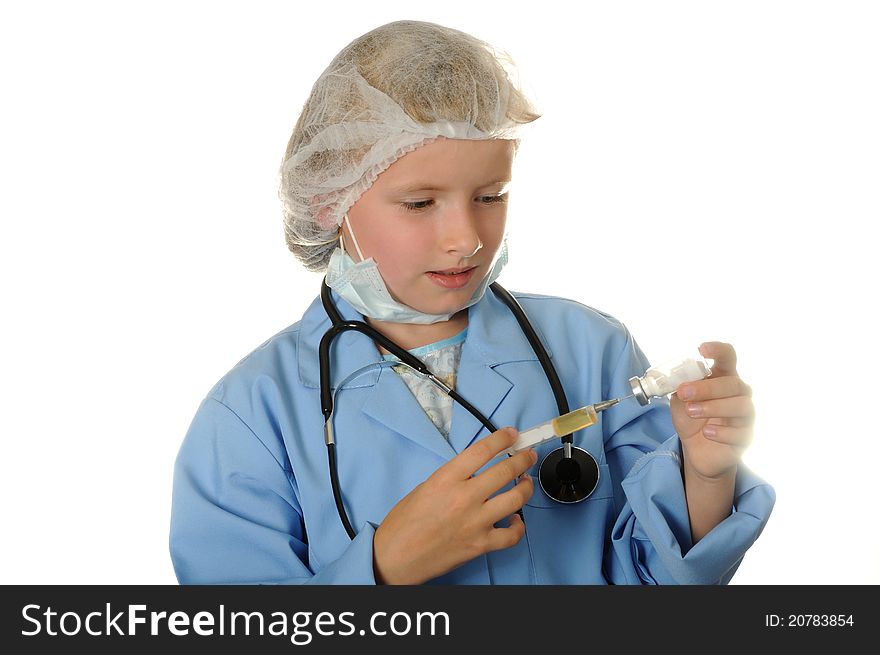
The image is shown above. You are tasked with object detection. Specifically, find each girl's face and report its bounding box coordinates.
[342,137,515,317]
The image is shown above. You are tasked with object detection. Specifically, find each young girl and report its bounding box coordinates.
[170,19,774,584]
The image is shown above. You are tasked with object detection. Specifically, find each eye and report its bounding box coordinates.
[479,193,509,205]
[401,199,434,212]
[400,193,508,212]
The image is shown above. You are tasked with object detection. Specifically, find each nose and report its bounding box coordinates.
[441,204,483,259]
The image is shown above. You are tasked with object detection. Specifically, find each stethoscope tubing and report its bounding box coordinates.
[318,279,596,540]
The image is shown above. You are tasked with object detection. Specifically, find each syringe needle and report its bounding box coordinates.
[592,398,619,413]
[593,393,636,413]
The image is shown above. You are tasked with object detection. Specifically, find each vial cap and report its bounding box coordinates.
[628,376,650,406]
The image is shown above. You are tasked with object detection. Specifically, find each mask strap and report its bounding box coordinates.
[343,213,366,262]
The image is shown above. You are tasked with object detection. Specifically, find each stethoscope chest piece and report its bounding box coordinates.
[538,446,600,504]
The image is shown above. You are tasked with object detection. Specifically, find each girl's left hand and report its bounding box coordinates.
[669,341,755,480]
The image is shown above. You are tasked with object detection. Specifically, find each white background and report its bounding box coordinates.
[1,0,877,584]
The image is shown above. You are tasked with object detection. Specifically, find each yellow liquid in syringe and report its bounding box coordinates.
[551,405,599,436]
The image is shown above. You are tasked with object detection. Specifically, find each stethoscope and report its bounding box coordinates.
[319,279,600,539]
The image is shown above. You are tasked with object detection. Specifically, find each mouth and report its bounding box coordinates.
[425,266,478,289]
[429,266,477,275]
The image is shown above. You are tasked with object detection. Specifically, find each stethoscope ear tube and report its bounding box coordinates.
[319,316,433,419]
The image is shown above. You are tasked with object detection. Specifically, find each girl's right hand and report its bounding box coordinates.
[372,427,536,585]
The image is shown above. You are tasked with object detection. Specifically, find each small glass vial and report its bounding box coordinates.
[629,353,712,406]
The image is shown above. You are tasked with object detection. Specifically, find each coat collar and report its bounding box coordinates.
[296,283,553,389]
[296,282,555,457]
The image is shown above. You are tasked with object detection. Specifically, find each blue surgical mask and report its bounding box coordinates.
[325,215,508,324]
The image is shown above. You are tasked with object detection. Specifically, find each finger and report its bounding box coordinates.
[701,422,754,448]
[698,341,738,378]
[712,416,754,428]
[441,427,519,480]
[684,396,755,421]
[484,515,526,552]
[482,474,534,524]
[470,447,538,499]
[677,376,751,402]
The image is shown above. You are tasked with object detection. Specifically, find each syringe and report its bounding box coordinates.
[503,397,627,456]
[503,352,713,457]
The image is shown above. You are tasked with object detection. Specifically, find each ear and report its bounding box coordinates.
[310,193,341,231]
[315,205,339,231]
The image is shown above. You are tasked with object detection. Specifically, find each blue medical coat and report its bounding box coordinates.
[170,288,775,584]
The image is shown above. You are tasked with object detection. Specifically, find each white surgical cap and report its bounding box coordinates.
[278,20,539,272]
